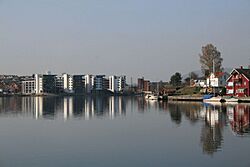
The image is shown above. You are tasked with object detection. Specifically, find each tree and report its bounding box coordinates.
[184,77,191,85]
[184,72,198,86]
[190,72,198,80]
[170,72,182,86]
[199,44,223,77]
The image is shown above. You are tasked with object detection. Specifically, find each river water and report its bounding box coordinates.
[0,96,249,167]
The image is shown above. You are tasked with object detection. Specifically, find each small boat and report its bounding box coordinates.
[224,97,239,103]
[145,94,158,100]
[203,94,213,100]
[158,95,168,101]
[203,96,225,103]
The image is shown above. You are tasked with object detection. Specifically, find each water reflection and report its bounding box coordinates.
[164,101,250,155]
[1,97,250,135]
[168,102,202,125]
[137,97,168,112]
[227,104,250,136]
[200,104,226,155]
[0,96,126,120]
[1,96,250,156]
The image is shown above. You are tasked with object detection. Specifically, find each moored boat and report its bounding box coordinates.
[203,96,225,103]
[145,94,159,100]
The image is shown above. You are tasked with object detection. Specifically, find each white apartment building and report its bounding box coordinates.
[85,75,93,93]
[109,75,126,93]
[23,73,127,95]
[22,80,35,95]
[35,74,43,94]
[62,73,73,93]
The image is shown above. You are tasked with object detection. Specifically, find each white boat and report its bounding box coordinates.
[203,96,224,103]
[145,94,158,100]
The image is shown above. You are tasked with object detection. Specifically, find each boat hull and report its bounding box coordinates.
[203,97,224,103]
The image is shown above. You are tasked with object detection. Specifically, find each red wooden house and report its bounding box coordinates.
[226,66,250,97]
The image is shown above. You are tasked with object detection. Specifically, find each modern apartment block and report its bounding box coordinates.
[62,73,73,93]
[103,78,110,90]
[56,75,64,93]
[42,74,57,94]
[22,80,35,95]
[118,76,126,92]
[34,73,57,94]
[35,74,43,94]
[73,75,85,94]
[92,75,105,91]
[21,73,127,95]
[85,75,93,94]
[109,75,126,93]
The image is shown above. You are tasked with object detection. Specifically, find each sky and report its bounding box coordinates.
[0,0,250,81]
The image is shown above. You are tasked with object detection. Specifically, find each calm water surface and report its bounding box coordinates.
[0,96,249,167]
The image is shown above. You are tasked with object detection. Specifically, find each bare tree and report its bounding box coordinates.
[199,44,223,77]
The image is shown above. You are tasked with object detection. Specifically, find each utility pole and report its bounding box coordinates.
[130,77,133,91]
[213,59,216,96]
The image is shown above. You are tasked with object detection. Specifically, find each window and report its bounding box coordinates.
[236,89,244,93]
[236,82,242,86]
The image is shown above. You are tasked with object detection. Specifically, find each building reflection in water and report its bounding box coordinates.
[18,96,126,120]
[0,97,22,116]
[1,96,250,157]
[109,96,125,119]
[168,101,202,125]
[227,104,250,136]
[137,97,169,113]
[200,103,226,155]
[63,97,73,120]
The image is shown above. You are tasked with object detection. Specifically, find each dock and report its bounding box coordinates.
[238,97,250,103]
[168,95,203,102]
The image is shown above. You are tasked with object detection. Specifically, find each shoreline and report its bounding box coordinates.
[168,95,250,103]
[1,93,250,103]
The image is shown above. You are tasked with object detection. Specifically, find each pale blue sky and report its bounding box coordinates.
[0,0,250,81]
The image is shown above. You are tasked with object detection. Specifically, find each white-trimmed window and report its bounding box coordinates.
[236,89,244,93]
[227,89,234,94]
